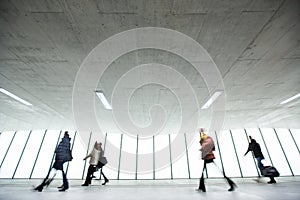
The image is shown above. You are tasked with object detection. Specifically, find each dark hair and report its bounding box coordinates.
[64,131,69,137]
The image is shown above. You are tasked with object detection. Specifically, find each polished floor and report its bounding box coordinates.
[0,177,299,200]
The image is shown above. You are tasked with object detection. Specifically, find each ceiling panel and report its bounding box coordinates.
[0,0,299,133]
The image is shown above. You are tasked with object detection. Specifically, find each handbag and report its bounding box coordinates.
[98,157,108,165]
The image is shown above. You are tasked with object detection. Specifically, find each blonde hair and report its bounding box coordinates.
[200,133,207,145]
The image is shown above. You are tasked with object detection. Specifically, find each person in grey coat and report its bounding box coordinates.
[34,131,73,192]
[82,141,109,186]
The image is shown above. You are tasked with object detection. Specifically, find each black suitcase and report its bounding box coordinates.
[261,166,280,177]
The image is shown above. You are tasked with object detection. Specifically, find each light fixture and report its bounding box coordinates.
[95,90,112,110]
[0,88,32,106]
[280,93,300,105]
[201,91,223,109]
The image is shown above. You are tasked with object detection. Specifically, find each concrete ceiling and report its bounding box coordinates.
[0,0,299,134]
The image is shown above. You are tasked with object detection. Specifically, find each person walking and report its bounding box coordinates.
[197,128,237,192]
[82,141,109,186]
[244,136,276,184]
[34,131,73,192]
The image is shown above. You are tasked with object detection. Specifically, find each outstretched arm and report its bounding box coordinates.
[83,154,91,160]
[244,145,250,156]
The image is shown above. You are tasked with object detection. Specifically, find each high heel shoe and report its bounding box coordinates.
[225,176,237,192]
[228,182,237,191]
[34,185,43,192]
[102,180,109,185]
[198,176,206,192]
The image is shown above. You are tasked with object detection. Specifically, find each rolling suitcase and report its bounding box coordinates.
[261,166,280,177]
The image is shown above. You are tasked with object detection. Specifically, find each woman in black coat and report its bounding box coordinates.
[34,131,73,192]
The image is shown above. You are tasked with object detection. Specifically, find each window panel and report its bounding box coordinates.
[188,134,203,178]
[13,130,44,178]
[154,134,171,179]
[260,128,291,176]
[66,132,87,179]
[118,134,136,179]
[81,132,93,180]
[290,129,300,153]
[137,137,153,179]
[31,130,60,178]
[215,130,240,177]
[1,128,299,180]
[100,133,121,180]
[275,128,300,175]
[0,131,30,178]
[171,134,188,178]
[231,129,257,177]
[0,131,15,165]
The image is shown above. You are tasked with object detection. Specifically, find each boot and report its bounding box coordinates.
[34,178,48,192]
[58,186,69,192]
[198,176,206,192]
[101,171,109,185]
[225,176,237,192]
[34,184,44,192]
[102,178,109,185]
[267,177,276,184]
[81,180,90,186]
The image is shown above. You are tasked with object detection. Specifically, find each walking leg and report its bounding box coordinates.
[212,162,237,192]
[101,168,109,185]
[268,177,276,184]
[82,165,94,186]
[198,161,206,192]
[34,168,55,192]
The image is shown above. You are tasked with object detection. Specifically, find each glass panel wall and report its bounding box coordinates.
[260,128,291,176]
[13,130,45,178]
[0,128,299,180]
[137,137,153,179]
[0,131,15,166]
[66,131,88,179]
[154,134,171,179]
[231,129,257,177]
[275,128,300,175]
[102,133,121,180]
[216,130,241,177]
[171,134,188,178]
[31,130,60,178]
[0,130,30,178]
[187,134,203,179]
[290,129,300,153]
[118,134,136,179]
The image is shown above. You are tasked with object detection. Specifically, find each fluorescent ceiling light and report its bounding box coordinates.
[95,90,112,110]
[201,91,223,109]
[0,88,32,106]
[280,93,300,105]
